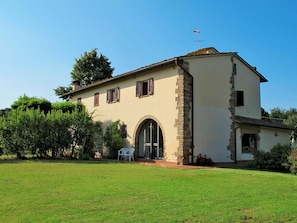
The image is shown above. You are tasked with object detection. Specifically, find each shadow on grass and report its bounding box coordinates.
[0,156,122,165]
[213,161,293,174]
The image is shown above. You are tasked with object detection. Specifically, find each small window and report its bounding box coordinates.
[242,134,257,153]
[94,93,99,107]
[136,78,154,97]
[107,87,120,103]
[233,63,237,75]
[77,97,82,102]
[235,91,244,106]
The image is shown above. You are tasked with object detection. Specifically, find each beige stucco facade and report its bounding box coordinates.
[70,64,183,162]
[64,47,293,164]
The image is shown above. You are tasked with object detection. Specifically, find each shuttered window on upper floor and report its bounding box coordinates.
[107,87,120,103]
[136,78,154,97]
[94,93,99,106]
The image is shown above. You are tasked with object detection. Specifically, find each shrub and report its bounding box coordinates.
[0,104,99,159]
[196,154,214,166]
[250,150,272,170]
[103,120,125,158]
[270,143,291,171]
[287,149,297,174]
[250,143,291,172]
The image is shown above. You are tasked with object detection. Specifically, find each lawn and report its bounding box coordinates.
[1,160,297,223]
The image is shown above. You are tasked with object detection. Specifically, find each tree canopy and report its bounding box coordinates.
[54,48,114,97]
[11,95,52,114]
[262,107,297,128]
[71,49,114,85]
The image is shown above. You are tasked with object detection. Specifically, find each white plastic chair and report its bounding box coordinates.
[118,148,135,162]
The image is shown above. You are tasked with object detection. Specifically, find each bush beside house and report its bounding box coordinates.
[250,143,291,173]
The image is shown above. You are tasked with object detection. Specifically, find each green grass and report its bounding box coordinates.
[1,160,297,222]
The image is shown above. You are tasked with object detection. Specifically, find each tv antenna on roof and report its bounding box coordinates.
[193,29,203,49]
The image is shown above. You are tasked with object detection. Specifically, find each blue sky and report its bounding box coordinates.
[1,0,296,111]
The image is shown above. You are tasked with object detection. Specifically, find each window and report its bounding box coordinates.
[107,87,120,103]
[235,91,244,106]
[242,134,257,153]
[233,63,237,75]
[136,78,154,97]
[94,93,99,106]
[77,97,81,102]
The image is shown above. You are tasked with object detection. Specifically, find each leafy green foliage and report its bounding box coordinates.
[283,108,297,127]
[0,108,11,117]
[54,48,114,97]
[52,101,83,113]
[53,86,72,98]
[270,107,287,120]
[261,107,269,118]
[103,120,125,158]
[268,107,297,127]
[0,102,102,159]
[287,149,297,174]
[11,95,52,114]
[250,143,291,172]
[71,48,114,85]
[68,107,97,157]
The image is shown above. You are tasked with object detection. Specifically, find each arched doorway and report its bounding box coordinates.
[137,119,164,159]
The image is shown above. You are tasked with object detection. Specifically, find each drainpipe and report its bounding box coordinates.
[234,129,237,164]
[233,124,243,164]
[176,58,195,164]
[231,54,237,164]
[190,76,194,164]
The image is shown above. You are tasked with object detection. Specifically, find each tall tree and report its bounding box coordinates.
[54,48,114,97]
[270,107,288,122]
[284,108,297,127]
[261,107,269,118]
[267,107,297,128]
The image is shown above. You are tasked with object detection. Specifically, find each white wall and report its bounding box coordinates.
[259,127,291,151]
[185,55,233,162]
[236,127,291,161]
[234,57,261,119]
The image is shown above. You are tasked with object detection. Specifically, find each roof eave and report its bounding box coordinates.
[234,54,268,83]
[61,58,178,97]
[181,52,268,83]
[235,116,294,131]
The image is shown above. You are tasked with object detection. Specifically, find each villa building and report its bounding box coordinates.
[62,47,293,164]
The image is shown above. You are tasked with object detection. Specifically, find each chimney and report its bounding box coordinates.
[72,80,81,91]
